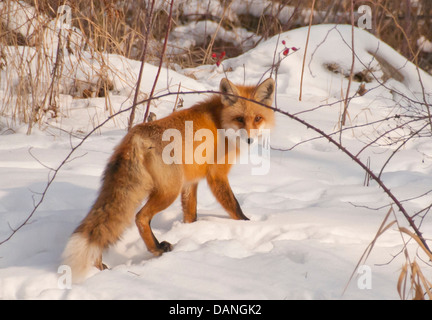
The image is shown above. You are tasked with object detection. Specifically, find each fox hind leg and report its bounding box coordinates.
[95,254,109,270]
[135,190,179,256]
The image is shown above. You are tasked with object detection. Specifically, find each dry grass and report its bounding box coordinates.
[1,0,430,138]
[18,0,428,69]
[344,207,432,300]
[2,0,430,61]
[397,227,432,300]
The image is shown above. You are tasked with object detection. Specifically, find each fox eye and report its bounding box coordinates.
[235,116,245,123]
[255,116,262,122]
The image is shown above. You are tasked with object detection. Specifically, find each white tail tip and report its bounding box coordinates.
[61,233,101,283]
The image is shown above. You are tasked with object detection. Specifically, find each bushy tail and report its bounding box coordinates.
[61,201,139,283]
[62,232,103,283]
[61,130,153,283]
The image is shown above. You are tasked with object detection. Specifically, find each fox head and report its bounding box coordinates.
[219,77,275,144]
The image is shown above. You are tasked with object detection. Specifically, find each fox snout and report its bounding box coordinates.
[238,129,256,145]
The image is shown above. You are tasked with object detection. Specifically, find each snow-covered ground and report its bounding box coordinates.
[1,24,432,299]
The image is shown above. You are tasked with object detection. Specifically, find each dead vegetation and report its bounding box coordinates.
[1,0,430,128]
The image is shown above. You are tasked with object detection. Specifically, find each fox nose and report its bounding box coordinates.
[247,137,254,145]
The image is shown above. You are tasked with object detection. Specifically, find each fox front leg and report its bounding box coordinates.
[182,182,198,223]
[206,173,249,221]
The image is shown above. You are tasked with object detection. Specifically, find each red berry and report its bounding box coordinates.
[283,48,289,56]
[282,40,286,45]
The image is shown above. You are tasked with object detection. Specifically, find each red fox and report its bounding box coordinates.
[62,77,275,282]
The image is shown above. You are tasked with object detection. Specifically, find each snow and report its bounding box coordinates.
[0,1,49,41]
[165,0,314,57]
[418,36,432,53]
[1,24,432,300]
[168,20,259,55]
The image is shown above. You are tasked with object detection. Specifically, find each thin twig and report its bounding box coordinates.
[365,0,432,133]
[299,0,315,101]
[340,0,355,127]
[128,0,155,130]
[143,0,174,123]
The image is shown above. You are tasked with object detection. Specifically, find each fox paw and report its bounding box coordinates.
[159,241,173,253]
[94,261,109,271]
[152,241,173,256]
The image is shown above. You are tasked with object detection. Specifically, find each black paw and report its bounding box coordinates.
[159,241,173,253]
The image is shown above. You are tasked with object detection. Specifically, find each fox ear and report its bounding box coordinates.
[220,78,240,106]
[254,78,275,106]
